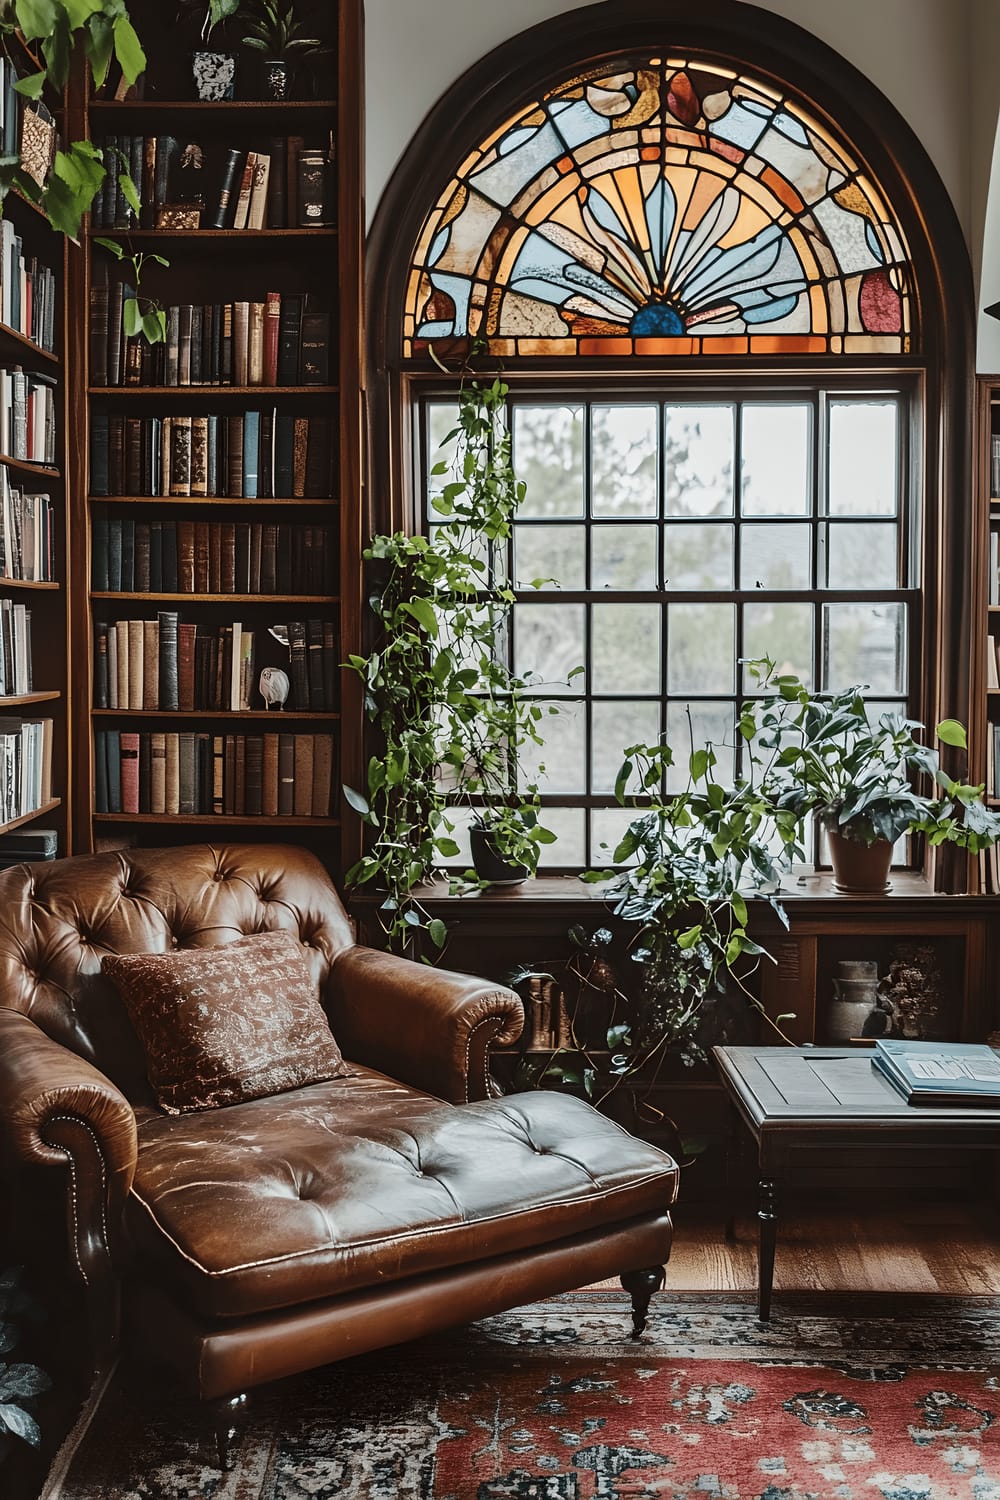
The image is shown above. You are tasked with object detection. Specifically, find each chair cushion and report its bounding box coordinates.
[125,1068,679,1319]
[103,930,348,1115]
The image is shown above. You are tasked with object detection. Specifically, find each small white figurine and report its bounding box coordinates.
[259,666,290,710]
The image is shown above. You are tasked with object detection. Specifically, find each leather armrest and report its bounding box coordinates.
[326,947,524,1104]
[0,1009,138,1283]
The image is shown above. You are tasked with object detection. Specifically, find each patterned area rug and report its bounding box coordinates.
[60,1291,1000,1499]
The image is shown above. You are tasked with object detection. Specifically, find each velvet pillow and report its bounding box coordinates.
[102,930,348,1115]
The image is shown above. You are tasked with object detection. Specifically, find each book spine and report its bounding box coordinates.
[208,148,244,231]
[277,732,295,816]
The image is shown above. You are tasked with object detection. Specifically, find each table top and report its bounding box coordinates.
[713,1046,1000,1133]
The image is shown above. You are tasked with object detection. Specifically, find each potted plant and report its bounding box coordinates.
[345,361,564,951]
[240,0,322,99]
[750,659,1000,891]
[178,0,243,99]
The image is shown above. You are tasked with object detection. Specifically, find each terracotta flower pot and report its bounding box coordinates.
[826,825,893,893]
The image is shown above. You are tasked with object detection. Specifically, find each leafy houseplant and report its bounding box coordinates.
[750,660,1000,891]
[0,1267,49,1457]
[345,364,562,952]
[240,0,321,98]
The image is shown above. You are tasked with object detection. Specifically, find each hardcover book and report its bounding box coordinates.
[872,1040,1000,1106]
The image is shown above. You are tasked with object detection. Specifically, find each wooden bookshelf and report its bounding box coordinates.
[974,376,1000,892]
[68,0,364,868]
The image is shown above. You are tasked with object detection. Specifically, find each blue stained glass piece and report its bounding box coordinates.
[772,109,810,146]
[427,271,471,331]
[631,303,685,335]
[428,226,449,268]
[416,321,457,340]
[741,292,801,323]
[470,120,565,207]
[713,100,771,150]
[644,177,677,272]
[679,222,783,304]
[549,97,614,149]
[865,221,885,264]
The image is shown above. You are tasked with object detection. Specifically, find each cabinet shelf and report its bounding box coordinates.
[0,691,61,706]
[92,708,339,720]
[89,495,337,507]
[0,798,61,836]
[0,454,60,479]
[88,386,338,398]
[0,323,59,367]
[90,592,338,603]
[88,98,336,116]
[93,812,339,827]
[88,228,336,242]
[0,579,60,591]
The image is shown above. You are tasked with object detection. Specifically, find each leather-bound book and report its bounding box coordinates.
[193,521,210,593]
[206,413,218,496]
[124,334,143,386]
[321,618,336,710]
[306,618,324,708]
[142,616,159,709]
[260,523,277,594]
[258,408,273,499]
[234,522,251,593]
[245,734,263,816]
[149,519,162,592]
[93,622,109,708]
[124,416,142,496]
[311,733,333,817]
[285,136,303,225]
[176,620,196,712]
[248,301,265,386]
[120,517,135,590]
[233,732,246,815]
[158,609,179,710]
[273,412,294,497]
[208,520,221,594]
[149,731,166,814]
[232,301,250,387]
[153,136,178,215]
[223,734,235,815]
[219,623,232,709]
[169,415,192,497]
[108,280,125,387]
[178,730,197,814]
[263,292,280,386]
[90,413,109,496]
[200,303,214,386]
[242,410,260,499]
[228,622,242,710]
[220,302,233,386]
[119,731,140,814]
[93,728,108,813]
[106,730,121,813]
[92,508,109,590]
[292,417,308,498]
[106,623,118,709]
[177,520,195,592]
[164,732,180,815]
[276,523,292,594]
[300,309,330,385]
[226,413,244,497]
[287,619,308,709]
[249,523,262,593]
[190,416,208,497]
[266,137,286,227]
[277,732,295,816]
[134,520,150,592]
[247,153,270,231]
[231,152,255,231]
[220,520,235,593]
[189,306,203,385]
[197,733,212,813]
[140,135,156,229]
[194,631,210,710]
[262,733,279,816]
[165,305,180,387]
[304,416,332,499]
[127,618,144,709]
[208,147,244,230]
[296,148,332,228]
[276,292,303,386]
[292,734,313,816]
[138,733,151,813]
[178,303,192,386]
[162,520,178,592]
[238,628,255,710]
[89,261,109,386]
[212,734,224,814]
[115,620,129,707]
[108,413,125,495]
[160,416,172,497]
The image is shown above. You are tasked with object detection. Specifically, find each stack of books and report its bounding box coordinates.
[0,599,33,695]
[0,827,57,868]
[0,367,57,464]
[90,517,335,594]
[0,473,54,581]
[0,220,57,352]
[872,1038,1000,1105]
[0,716,53,822]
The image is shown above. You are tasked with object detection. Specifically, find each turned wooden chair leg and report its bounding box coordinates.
[210,1393,248,1471]
[620,1264,666,1338]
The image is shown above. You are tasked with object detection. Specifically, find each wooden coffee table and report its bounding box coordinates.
[713,1045,1000,1320]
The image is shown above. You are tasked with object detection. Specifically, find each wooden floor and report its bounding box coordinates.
[657,1200,1000,1295]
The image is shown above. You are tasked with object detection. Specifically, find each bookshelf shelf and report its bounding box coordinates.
[89,99,337,116]
[88,386,339,398]
[0,579,60,592]
[0,323,59,366]
[86,228,337,242]
[91,592,339,603]
[0,454,60,479]
[92,709,339,720]
[0,798,61,837]
[88,495,338,507]
[0,691,61,706]
[93,812,340,827]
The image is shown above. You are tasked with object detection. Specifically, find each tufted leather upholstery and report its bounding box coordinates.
[0,843,678,1410]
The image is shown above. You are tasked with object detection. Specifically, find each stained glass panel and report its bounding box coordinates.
[405,57,914,357]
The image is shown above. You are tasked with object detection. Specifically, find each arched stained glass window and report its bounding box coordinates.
[404,56,914,359]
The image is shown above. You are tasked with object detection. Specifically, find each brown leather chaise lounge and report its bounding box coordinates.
[0,843,679,1467]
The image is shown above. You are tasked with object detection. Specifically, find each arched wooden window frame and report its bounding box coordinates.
[365,0,974,891]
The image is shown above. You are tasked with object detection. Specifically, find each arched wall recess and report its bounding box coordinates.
[366,0,974,890]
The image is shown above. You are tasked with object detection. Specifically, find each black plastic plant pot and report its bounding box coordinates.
[470,823,529,885]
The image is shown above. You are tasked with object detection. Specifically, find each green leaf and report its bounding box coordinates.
[400,597,439,637]
[434,838,460,858]
[935,718,967,749]
[122,296,141,337]
[428,918,447,949]
[676,925,702,950]
[14,0,58,43]
[13,73,46,100]
[689,748,710,781]
[732,893,748,927]
[112,13,146,84]
[93,235,125,259]
[85,12,115,88]
[342,785,370,816]
[118,169,141,216]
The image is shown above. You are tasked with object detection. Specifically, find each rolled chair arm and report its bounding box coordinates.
[327,946,524,1104]
[0,1009,138,1285]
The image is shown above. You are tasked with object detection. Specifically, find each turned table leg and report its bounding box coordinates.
[757,1176,779,1321]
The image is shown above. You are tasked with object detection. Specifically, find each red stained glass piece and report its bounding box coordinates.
[859,270,902,334]
[667,71,700,126]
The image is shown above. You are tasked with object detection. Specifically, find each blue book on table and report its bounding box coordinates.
[872,1038,1000,1106]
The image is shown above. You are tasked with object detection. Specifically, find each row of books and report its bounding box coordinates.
[90,135,335,232]
[93,729,335,818]
[0,600,33,696]
[90,412,335,499]
[0,367,57,466]
[90,283,331,388]
[0,717,53,825]
[0,474,54,582]
[0,220,58,353]
[91,517,335,596]
[988,722,1000,798]
[94,616,337,713]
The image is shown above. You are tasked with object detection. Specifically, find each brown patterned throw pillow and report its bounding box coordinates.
[102,930,348,1115]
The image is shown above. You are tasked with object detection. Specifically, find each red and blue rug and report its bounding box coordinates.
[61,1291,1000,1498]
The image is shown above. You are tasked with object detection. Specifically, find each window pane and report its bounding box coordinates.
[520,701,585,793]
[665,701,736,790]
[823,602,906,691]
[515,524,585,590]
[591,807,640,866]
[667,604,734,693]
[665,405,735,517]
[825,522,897,589]
[592,604,661,693]
[828,401,898,515]
[592,524,658,590]
[742,404,811,515]
[515,603,585,691]
[742,603,814,689]
[426,400,461,496]
[591,699,661,793]
[514,405,585,517]
[537,806,585,868]
[663,523,734,590]
[740,523,812,589]
[591,405,658,517]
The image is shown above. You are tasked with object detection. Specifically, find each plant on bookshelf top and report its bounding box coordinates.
[0,0,146,238]
[344,358,565,953]
[750,658,1000,892]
